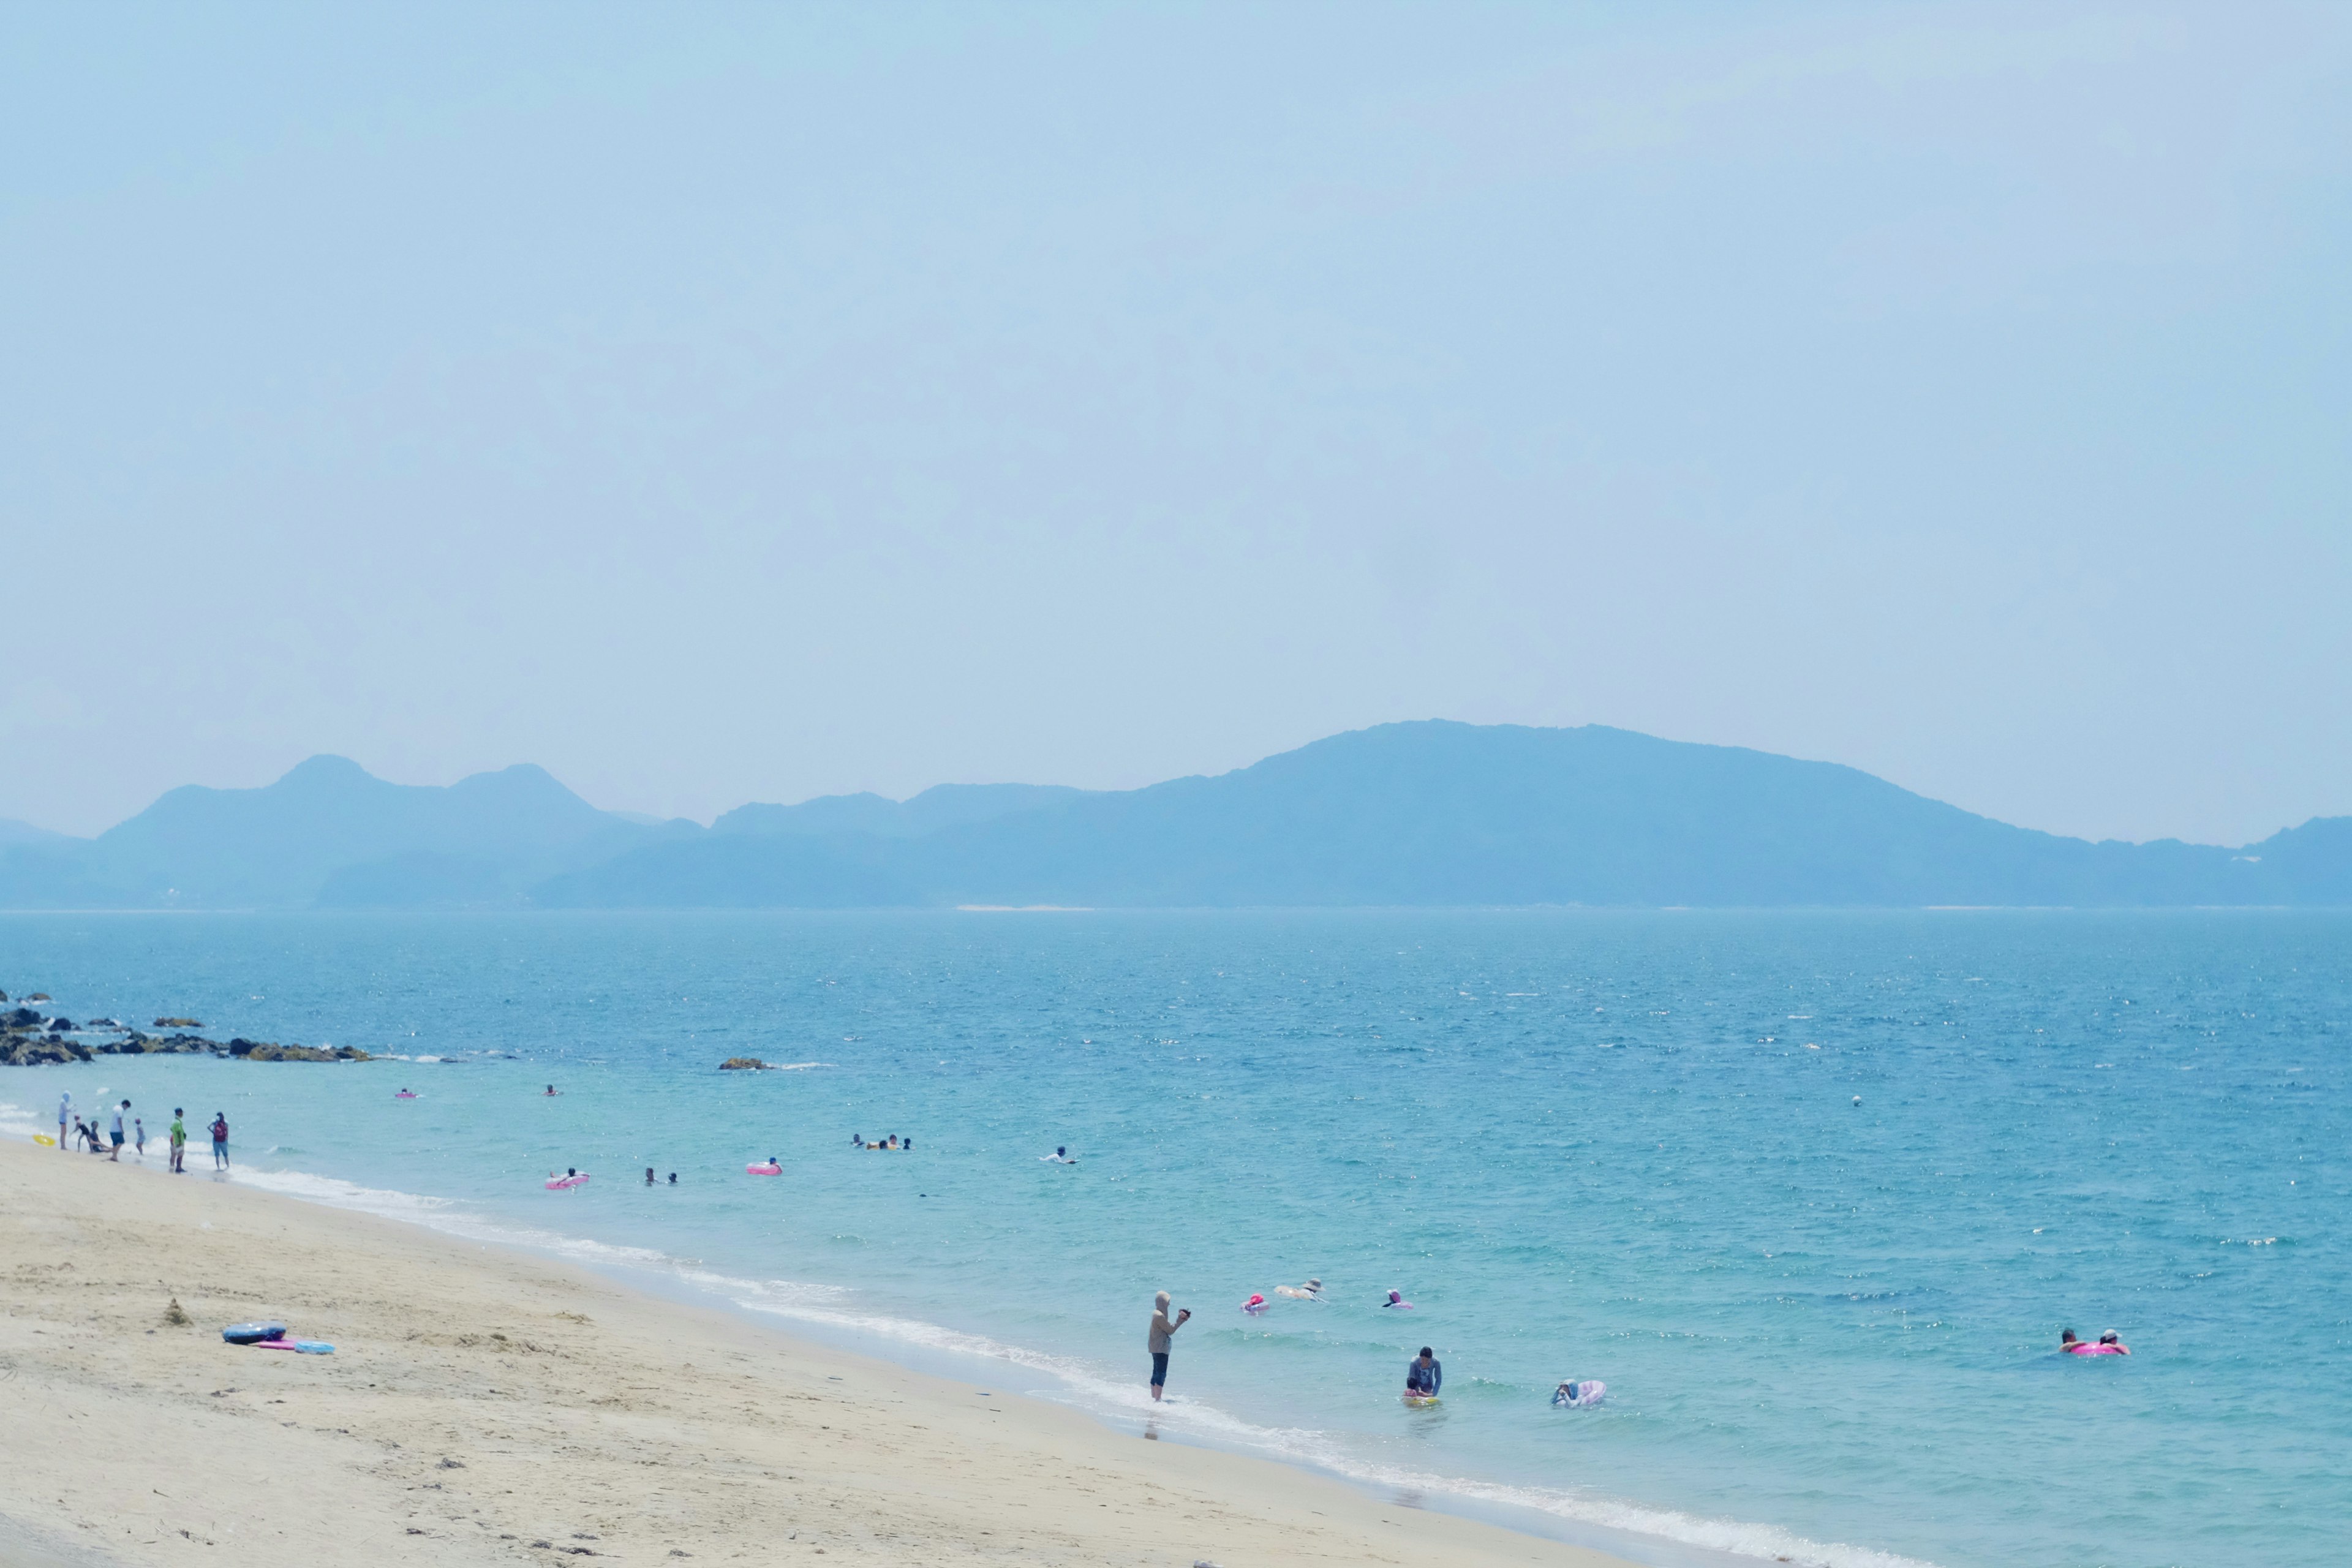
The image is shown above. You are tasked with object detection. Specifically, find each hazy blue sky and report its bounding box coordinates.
[4,2,2346,843]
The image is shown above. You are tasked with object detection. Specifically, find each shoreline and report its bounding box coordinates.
[0,1137,1646,1568]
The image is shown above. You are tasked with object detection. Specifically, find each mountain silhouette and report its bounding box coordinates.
[0,755,684,908]
[3,725,2346,910]
[714,783,1093,839]
[537,722,2352,909]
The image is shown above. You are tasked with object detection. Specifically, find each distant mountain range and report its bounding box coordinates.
[1,723,2345,909]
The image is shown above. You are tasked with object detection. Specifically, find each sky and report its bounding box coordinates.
[2,2,2346,845]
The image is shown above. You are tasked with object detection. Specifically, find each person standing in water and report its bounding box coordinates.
[1148,1292,1191,1402]
[134,1114,147,1157]
[209,1111,230,1170]
[108,1100,128,1161]
[1406,1347,1442,1398]
[168,1109,187,1173]
[56,1091,70,1152]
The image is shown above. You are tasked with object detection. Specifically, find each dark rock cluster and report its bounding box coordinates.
[1,995,369,1065]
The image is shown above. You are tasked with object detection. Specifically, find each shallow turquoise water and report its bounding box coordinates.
[4,910,2345,1568]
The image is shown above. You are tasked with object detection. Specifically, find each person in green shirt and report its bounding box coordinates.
[168,1108,187,1174]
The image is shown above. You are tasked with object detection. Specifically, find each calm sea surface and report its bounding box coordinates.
[2,911,2343,1568]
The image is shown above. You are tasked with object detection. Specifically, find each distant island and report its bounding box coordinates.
[0,722,2345,910]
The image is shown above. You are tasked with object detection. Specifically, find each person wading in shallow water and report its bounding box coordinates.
[1147,1291,1191,1402]
[168,1109,187,1174]
[209,1111,230,1170]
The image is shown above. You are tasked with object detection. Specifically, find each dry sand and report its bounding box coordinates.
[0,1139,1635,1568]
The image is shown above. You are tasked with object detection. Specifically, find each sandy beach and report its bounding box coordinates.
[0,1139,1635,1568]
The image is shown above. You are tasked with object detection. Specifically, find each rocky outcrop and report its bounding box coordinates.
[232,1039,369,1062]
[718,1057,774,1070]
[153,1017,204,1028]
[1,1035,89,1066]
[108,1031,214,1055]
[2,995,369,1065]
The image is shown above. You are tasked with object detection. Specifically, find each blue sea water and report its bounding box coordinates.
[2,910,2345,1568]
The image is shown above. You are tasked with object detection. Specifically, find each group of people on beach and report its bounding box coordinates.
[52,1092,224,1172]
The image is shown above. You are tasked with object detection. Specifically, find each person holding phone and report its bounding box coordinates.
[1148,1291,1191,1401]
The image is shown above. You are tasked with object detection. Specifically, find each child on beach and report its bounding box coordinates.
[134,1117,146,1156]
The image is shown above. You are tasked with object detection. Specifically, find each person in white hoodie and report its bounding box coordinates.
[56,1091,70,1152]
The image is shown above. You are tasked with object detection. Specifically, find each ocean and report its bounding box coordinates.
[2,910,2343,1568]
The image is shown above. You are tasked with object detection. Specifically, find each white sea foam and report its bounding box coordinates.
[198,1149,1938,1568]
[227,1166,677,1270]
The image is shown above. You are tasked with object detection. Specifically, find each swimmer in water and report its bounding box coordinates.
[2097,1331,2131,1355]
[1405,1348,1442,1398]
[1275,1278,1324,1302]
[667,1172,677,1185]
[646,1167,656,1186]
[1382,1289,1412,1309]
[1041,1146,1075,1163]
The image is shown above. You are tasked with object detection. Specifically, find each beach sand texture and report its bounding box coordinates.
[0,1140,1631,1568]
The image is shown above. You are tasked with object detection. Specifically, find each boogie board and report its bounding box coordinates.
[253,1338,335,1354]
[32,1134,55,1147]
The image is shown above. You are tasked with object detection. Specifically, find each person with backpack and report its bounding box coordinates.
[209,1112,230,1170]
